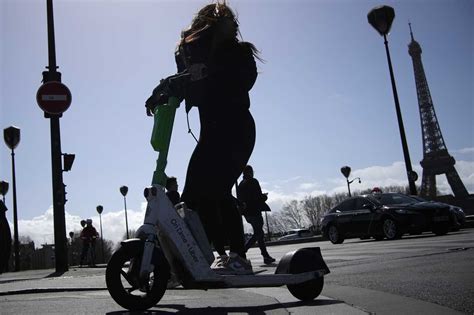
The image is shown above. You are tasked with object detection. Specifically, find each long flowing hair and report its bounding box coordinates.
[180,1,261,60]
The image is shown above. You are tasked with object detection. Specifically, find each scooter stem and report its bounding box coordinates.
[150,96,180,185]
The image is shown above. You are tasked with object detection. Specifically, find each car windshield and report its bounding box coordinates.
[369,193,417,205]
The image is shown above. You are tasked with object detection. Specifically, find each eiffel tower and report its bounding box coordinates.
[408,23,469,199]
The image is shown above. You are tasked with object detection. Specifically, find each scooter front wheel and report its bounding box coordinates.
[285,248,325,301]
[105,241,170,311]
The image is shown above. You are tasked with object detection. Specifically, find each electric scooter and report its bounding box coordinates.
[105,79,330,311]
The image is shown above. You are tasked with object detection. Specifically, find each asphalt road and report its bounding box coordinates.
[1,228,472,314]
[261,228,474,314]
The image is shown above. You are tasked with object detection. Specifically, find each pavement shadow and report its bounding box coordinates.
[106,299,343,314]
[45,271,66,278]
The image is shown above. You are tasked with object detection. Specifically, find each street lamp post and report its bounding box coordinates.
[96,205,104,263]
[3,126,21,271]
[340,166,361,197]
[119,186,129,239]
[368,5,418,195]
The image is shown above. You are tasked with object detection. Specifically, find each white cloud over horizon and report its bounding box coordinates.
[452,147,474,155]
[10,203,148,249]
[8,159,473,249]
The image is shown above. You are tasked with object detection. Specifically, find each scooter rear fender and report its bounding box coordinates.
[275,247,330,275]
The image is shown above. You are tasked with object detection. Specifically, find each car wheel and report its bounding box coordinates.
[328,225,344,244]
[382,218,401,240]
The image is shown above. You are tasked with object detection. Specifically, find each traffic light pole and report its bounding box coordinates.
[44,0,68,273]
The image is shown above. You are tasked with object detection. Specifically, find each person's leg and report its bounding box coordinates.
[244,215,260,252]
[252,215,271,257]
[181,138,228,257]
[223,111,256,259]
[80,242,89,265]
[221,196,246,258]
[185,197,227,257]
[90,243,96,266]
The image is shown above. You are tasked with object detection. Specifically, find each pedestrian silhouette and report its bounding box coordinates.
[238,165,276,264]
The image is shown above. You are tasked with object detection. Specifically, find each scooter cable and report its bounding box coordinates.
[186,110,199,143]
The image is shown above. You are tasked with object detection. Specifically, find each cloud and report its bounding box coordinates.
[11,203,148,249]
[452,147,474,155]
[299,182,319,190]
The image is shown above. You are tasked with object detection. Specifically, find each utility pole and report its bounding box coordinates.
[36,0,73,273]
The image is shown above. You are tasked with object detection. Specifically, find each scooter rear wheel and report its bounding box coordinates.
[286,248,324,301]
[106,242,170,311]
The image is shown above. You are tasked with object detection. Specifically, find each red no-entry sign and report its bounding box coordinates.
[36,81,72,115]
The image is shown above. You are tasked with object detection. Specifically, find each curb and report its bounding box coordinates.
[0,287,107,296]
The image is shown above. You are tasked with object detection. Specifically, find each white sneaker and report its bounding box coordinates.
[211,254,229,269]
[212,252,253,275]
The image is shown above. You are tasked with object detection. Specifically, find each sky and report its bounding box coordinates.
[1,0,473,247]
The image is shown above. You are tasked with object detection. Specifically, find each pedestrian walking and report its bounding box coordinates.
[237,165,276,264]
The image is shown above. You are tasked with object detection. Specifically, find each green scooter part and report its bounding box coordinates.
[150,96,180,186]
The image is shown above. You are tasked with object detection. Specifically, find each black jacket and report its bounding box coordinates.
[237,178,267,216]
[176,35,257,113]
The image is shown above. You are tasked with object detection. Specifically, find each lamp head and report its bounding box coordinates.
[341,166,351,179]
[120,186,128,197]
[3,126,21,150]
[368,5,395,36]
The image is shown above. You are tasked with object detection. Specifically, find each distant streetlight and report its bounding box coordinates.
[367,5,417,195]
[96,205,104,263]
[120,186,129,239]
[340,166,361,197]
[4,126,21,272]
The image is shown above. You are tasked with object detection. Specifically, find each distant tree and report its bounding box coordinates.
[301,195,333,233]
[266,212,289,235]
[332,192,348,205]
[280,200,308,229]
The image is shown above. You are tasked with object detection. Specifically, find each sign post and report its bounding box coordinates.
[36,0,71,273]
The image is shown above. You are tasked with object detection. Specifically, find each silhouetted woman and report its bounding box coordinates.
[176,2,260,274]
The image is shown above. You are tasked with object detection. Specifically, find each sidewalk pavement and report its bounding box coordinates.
[0,265,107,295]
[0,265,367,315]
[0,263,465,314]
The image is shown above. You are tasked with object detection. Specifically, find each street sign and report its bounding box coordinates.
[36,81,72,115]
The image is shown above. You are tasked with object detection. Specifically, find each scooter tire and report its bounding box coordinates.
[288,277,324,302]
[106,242,169,311]
[286,248,324,301]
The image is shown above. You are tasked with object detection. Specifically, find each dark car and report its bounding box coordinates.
[410,196,466,231]
[278,228,313,241]
[321,193,453,244]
